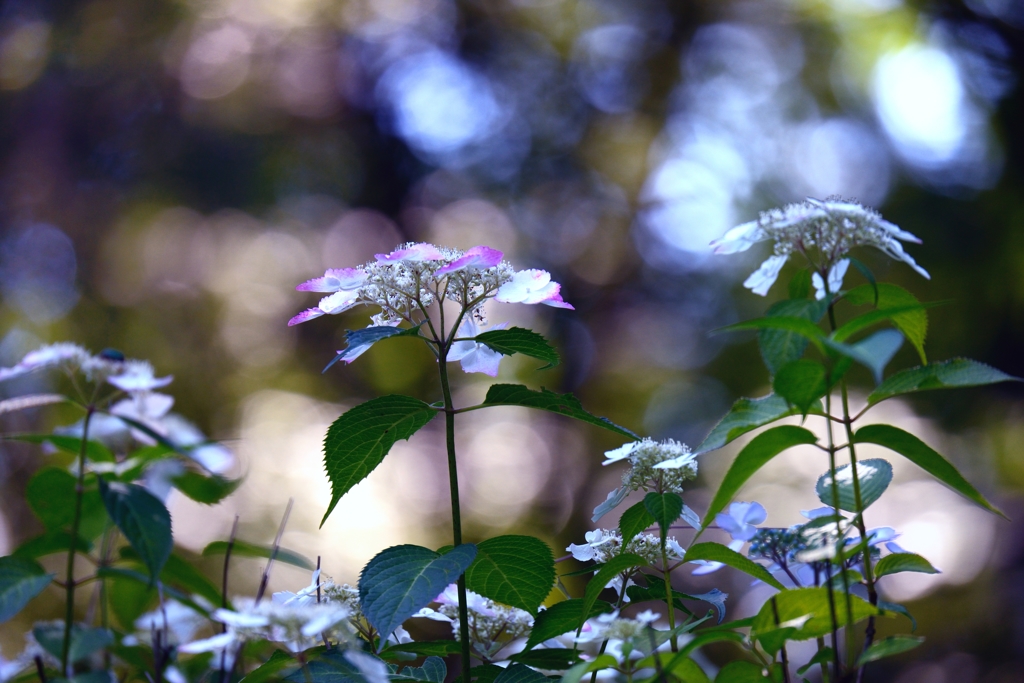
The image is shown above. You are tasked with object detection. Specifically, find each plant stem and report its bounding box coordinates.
[62,405,95,674]
[438,345,472,683]
[660,547,678,653]
[771,596,791,683]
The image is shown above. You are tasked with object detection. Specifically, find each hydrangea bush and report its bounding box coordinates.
[0,199,1018,683]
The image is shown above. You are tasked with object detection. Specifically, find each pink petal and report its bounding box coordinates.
[537,284,574,309]
[436,246,504,275]
[494,269,551,303]
[296,268,367,292]
[375,243,444,263]
[288,308,324,326]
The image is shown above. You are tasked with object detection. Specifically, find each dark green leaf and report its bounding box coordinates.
[380,641,461,658]
[8,434,114,463]
[696,395,814,455]
[480,384,637,439]
[878,601,917,631]
[390,656,447,683]
[26,468,106,539]
[202,540,314,570]
[795,647,833,676]
[475,327,560,369]
[324,325,425,372]
[359,543,477,648]
[12,531,91,559]
[715,317,825,352]
[831,303,934,343]
[465,535,554,615]
[470,665,506,683]
[643,492,682,544]
[95,567,206,615]
[98,480,172,582]
[581,554,647,628]
[788,269,813,300]
[492,663,550,683]
[510,648,581,669]
[824,329,904,385]
[524,599,614,650]
[685,543,785,592]
[751,587,878,640]
[619,502,655,545]
[854,424,1003,516]
[322,395,438,526]
[108,575,156,630]
[282,649,368,683]
[867,358,1020,405]
[856,635,925,665]
[239,649,296,683]
[702,426,818,528]
[815,458,893,511]
[559,656,618,683]
[171,471,242,505]
[715,661,771,682]
[846,283,927,363]
[658,631,747,677]
[33,623,112,664]
[773,360,827,415]
[0,556,53,623]
[758,299,829,376]
[874,552,940,578]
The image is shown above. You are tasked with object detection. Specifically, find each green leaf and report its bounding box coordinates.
[26,468,106,539]
[465,535,554,615]
[702,426,818,528]
[98,479,173,582]
[751,587,879,640]
[475,327,560,369]
[120,548,223,608]
[685,543,785,592]
[773,360,827,416]
[874,552,940,578]
[716,316,825,352]
[493,663,550,683]
[381,641,462,658]
[854,424,1003,516]
[471,665,506,683]
[324,324,425,372]
[12,531,91,559]
[867,358,1020,405]
[171,471,242,505]
[391,656,447,683]
[239,649,296,683]
[33,623,113,664]
[795,647,833,676]
[481,384,637,439]
[202,539,313,569]
[815,458,893,512]
[581,554,647,628]
[282,649,371,683]
[715,661,771,682]
[643,492,682,544]
[846,283,928,363]
[824,329,904,385]
[788,269,813,300]
[758,299,829,376]
[0,556,53,623]
[510,649,582,669]
[8,434,114,462]
[322,395,438,526]
[696,395,812,455]
[108,575,156,630]
[560,655,618,683]
[639,654,712,683]
[619,502,655,545]
[358,543,477,647]
[525,599,614,650]
[856,635,925,665]
[878,601,917,631]
[831,303,933,343]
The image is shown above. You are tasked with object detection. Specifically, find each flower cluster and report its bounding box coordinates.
[568,529,685,566]
[415,584,533,660]
[0,343,166,388]
[575,610,659,645]
[711,198,928,297]
[289,242,572,328]
[593,438,699,521]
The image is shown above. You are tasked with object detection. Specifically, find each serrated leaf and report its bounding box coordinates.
[867,358,1020,405]
[493,663,549,683]
[619,502,655,544]
[98,479,172,583]
[324,325,425,373]
[643,492,682,544]
[846,283,928,363]
[390,656,447,683]
[26,468,106,539]
[856,635,925,665]
[878,600,917,631]
[854,424,1003,516]
[788,269,812,300]
[696,395,812,455]
[581,554,647,628]
[751,587,879,641]
[874,552,940,578]
[758,299,829,376]
[510,648,582,669]
[471,665,506,683]
[282,649,371,683]
[831,303,934,343]
[524,599,614,650]
[33,623,113,663]
[8,434,115,462]
[481,384,637,439]
[239,649,296,683]
[359,544,477,648]
[475,327,560,369]
[773,360,827,416]
[702,426,818,528]
[815,458,893,512]
[0,557,53,623]
[715,316,825,353]
[322,395,438,526]
[465,535,554,615]
[12,531,91,560]
[201,540,314,570]
[685,543,785,592]
[171,471,242,505]
[795,647,833,676]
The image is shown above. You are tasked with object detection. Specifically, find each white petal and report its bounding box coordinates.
[710,221,763,254]
[319,290,360,314]
[743,255,789,296]
[602,442,638,465]
[459,346,503,376]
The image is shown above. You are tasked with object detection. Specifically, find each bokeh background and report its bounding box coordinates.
[1,0,1023,680]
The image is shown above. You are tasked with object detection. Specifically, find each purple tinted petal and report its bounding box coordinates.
[288,308,324,326]
[375,243,444,263]
[296,268,366,292]
[436,246,504,275]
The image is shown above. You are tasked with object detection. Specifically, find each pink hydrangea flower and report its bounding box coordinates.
[495,269,574,309]
[436,246,504,276]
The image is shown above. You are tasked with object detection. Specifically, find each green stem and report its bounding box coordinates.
[660,546,678,653]
[62,405,95,674]
[438,341,472,683]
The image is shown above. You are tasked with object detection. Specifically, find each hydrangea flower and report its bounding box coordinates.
[448,318,506,376]
[567,529,685,567]
[0,343,122,384]
[593,438,700,521]
[414,584,533,659]
[715,502,767,542]
[711,198,928,297]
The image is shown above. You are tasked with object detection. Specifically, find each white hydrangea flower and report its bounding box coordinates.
[0,343,92,383]
[567,529,685,568]
[413,584,533,659]
[107,360,173,393]
[712,198,929,297]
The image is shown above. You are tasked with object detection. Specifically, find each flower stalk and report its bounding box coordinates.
[62,403,95,674]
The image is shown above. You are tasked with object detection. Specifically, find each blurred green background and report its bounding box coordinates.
[1,0,1023,680]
